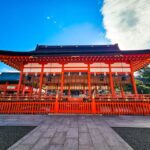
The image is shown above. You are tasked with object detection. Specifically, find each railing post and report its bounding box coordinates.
[92,94,96,114]
[55,94,59,113]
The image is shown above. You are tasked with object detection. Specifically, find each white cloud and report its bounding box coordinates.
[102,0,150,50]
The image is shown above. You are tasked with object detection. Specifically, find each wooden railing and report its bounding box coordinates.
[0,94,150,101]
[0,95,56,101]
[58,102,92,114]
[95,94,150,101]
[0,101,55,114]
[0,95,150,102]
[0,101,149,115]
[0,94,150,115]
[95,101,150,115]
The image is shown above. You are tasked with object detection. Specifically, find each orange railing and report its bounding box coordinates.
[95,94,150,101]
[0,95,56,101]
[0,94,150,115]
[0,101,149,115]
[95,101,150,115]
[0,94,150,101]
[58,102,92,114]
[0,101,55,114]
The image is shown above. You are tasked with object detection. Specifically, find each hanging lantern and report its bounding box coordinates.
[53,73,55,76]
[125,72,128,76]
[94,72,96,76]
[25,73,28,76]
[79,72,81,76]
[104,72,106,76]
[35,73,38,77]
[115,72,118,76]
[68,72,70,76]
[46,72,49,76]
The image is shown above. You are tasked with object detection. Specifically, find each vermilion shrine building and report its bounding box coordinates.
[0,44,150,114]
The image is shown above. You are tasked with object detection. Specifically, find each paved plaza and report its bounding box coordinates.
[0,115,149,150]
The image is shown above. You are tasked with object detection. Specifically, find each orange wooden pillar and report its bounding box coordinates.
[17,65,24,96]
[88,64,91,98]
[88,64,95,113]
[4,81,8,96]
[92,94,96,114]
[39,64,44,97]
[130,63,138,95]
[120,83,125,98]
[61,64,64,96]
[55,63,64,113]
[55,93,59,113]
[109,63,115,98]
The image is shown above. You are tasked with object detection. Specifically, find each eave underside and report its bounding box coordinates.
[0,53,149,72]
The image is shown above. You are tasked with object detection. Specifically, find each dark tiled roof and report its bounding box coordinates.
[32,44,121,56]
[35,44,120,52]
[0,72,20,82]
[0,44,149,56]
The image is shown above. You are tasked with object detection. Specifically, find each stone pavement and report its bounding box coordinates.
[0,115,149,150]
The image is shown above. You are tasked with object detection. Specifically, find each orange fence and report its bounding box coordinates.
[0,101,55,114]
[0,95,56,101]
[0,94,150,101]
[95,101,150,115]
[0,101,150,115]
[58,102,92,114]
[0,94,150,115]
[95,94,150,101]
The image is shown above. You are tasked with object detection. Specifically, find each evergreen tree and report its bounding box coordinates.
[135,66,150,94]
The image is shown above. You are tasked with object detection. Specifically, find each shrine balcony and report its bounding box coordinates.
[0,94,150,115]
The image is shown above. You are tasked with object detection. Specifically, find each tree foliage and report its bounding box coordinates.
[135,66,150,94]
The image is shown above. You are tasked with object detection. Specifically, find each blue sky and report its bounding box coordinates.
[0,0,108,51]
[0,0,149,72]
[0,0,109,72]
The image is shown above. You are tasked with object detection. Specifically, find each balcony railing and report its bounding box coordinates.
[0,94,149,115]
[0,101,149,115]
[0,94,150,101]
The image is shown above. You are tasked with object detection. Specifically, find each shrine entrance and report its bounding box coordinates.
[63,72,88,101]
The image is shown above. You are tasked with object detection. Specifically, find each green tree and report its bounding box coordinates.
[135,66,150,94]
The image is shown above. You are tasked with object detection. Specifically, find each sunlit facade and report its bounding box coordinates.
[0,44,149,114]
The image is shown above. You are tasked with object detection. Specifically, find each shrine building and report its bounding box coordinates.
[0,44,150,114]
